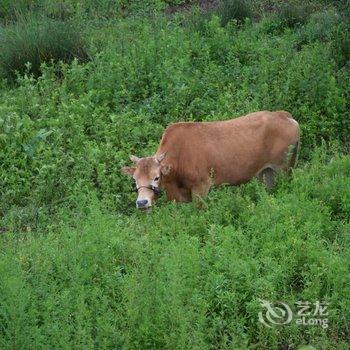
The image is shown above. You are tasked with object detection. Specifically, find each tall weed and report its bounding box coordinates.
[0,15,88,80]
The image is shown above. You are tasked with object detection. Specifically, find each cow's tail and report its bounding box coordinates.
[286,114,300,170]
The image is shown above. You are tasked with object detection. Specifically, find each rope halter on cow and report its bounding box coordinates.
[133,185,162,196]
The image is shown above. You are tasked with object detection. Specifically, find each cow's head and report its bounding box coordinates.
[121,152,171,210]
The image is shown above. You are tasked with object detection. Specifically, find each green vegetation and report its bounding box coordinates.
[0,0,349,349]
[217,0,252,26]
[0,15,88,80]
[275,3,310,29]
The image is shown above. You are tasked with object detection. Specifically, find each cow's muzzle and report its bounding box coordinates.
[136,199,149,209]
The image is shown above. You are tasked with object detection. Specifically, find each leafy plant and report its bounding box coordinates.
[217,0,252,26]
[276,3,310,29]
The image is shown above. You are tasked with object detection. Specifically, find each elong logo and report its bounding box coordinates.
[258,299,329,329]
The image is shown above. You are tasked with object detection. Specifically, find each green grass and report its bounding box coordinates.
[0,0,349,348]
[1,152,349,349]
[0,15,88,80]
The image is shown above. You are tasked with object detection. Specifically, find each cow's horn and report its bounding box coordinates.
[156,152,167,163]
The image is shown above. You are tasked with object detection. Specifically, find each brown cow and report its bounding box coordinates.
[122,111,300,210]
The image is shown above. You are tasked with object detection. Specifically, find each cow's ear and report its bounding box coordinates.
[130,155,140,164]
[161,164,172,176]
[121,166,136,176]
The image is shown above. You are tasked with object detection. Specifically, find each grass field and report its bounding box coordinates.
[0,1,349,349]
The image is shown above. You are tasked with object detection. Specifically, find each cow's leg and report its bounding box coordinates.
[257,167,276,190]
[166,183,191,202]
[191,182,211,208]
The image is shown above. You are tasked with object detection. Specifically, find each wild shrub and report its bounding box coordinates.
[301,10,340,43]
[0,0,73,23]
[284,150,350,221]
[330,22,350,68]
[0,15,88,80]
[0,0,33,22]
[217,0,252,26]
[275,3,310,30]
[297,8,349,69]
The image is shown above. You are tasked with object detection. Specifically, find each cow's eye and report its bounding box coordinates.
[154,176,160,181]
